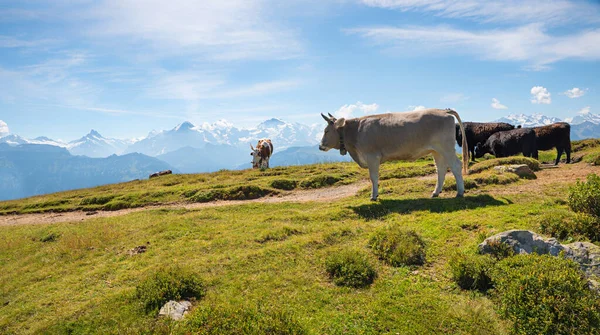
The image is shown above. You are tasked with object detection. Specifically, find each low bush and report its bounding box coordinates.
[368,226,426,266]
[380,164,436,180]
[448,252,495,292]
[492,254,600,335]
[469,157,540,174]
[102,200,131,211]
[190,186,276,202]
[325,249,377,288]
[179,305,306,335]
[299,175,341,189]
[270,179,298,191]
[537,210,600,242]
[135,266,206,313]
[569,174,600,218]
[442,178,478,191]
[481,239,515,260]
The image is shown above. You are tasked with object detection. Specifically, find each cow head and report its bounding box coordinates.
[250,143,270,169]
[319,113,346,152]
[474,142,487,158]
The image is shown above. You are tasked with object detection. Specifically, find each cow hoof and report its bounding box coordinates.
[456,193,464,198]
[370,197,378,201]
[431,193,439,198]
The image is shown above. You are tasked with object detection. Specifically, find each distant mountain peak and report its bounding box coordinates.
[88,129,103,138]
[174,121,195,132]
[258,118,286,128]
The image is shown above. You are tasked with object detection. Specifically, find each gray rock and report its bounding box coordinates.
[479,230,567,256]
[493,164,536,179]
[158,300,192,320]
[563,242,600,278]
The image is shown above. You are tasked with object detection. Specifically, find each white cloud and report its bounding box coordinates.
[530,86,551,104]
[85,0,303,61]
[578,106,591,115]
[0,36,57,48]
[409,105,427,111]
[360,0,600,25]
[347,24,600,69]
[563,87,587,98]
[0,120,8,137]
[334,101,379,118]
[491,98,507,109]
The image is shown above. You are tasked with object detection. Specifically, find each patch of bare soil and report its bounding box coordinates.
[0,181,370,227]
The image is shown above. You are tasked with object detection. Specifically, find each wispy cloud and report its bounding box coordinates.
[531,86,551,104]
[347,24,600,69]
[0,36,58,48]
[360,0,600,25]
[563,87,587,98]
[491,98,507,109]
[334,101,379,118]
[84,0,303,61]
[0,120,9,137]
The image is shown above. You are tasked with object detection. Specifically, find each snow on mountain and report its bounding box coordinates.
[564,109,600,125]
[495,113,563,127]
[67,130,130,158]
[0,134,66,147]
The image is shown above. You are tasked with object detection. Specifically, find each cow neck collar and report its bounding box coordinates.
[339,128,347,156]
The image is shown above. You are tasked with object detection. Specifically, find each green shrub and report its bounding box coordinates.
[323,228,354,245]
[469,157,540,174]
[179,305,306,335]
[135,267,206,313]
[325,249,377,288]
[190,186,275,202]
[299,175,341,189]
[449,252,495,292]
[537,210,600,242]
[270,179,298,190]
[481,239,515,260]
[569,174,600,218]
[368,227,426,266]
[492,254,600,335]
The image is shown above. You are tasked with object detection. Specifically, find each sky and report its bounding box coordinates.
[0,0,599,141]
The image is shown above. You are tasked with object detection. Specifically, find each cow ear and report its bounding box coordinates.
[334,118,346,129]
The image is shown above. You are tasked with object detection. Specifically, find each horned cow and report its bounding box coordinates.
[455,122,515,162]
[532,122,571,165]
[251,139,274,169]
[474,128,537,159]
[319,108,468,201]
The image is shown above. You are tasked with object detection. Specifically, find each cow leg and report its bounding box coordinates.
[448,154,465,197]
[431,152,446,198]
[470,147,475,162]
[366,156,381,201]
[555,148,563,165]
[566,145,571,164]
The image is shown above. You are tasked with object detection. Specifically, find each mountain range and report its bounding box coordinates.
[495,112,600,141]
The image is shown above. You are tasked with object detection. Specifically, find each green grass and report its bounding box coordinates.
[1,149,599,334]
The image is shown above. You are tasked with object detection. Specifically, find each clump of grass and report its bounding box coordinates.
[325,249,377,288]
[39,232,61,243]
[479,239,515,260]
[256,227,302,243]
[442,178,478,191]
[569,174,600,218]
[323,228,355,245]
[270,179,298,191]
[368,226,426,266]
[22,199,71,210]
[492,254,600,335]
[179,304,306,335]
[469,157,540,174]
[102,199,131,211]
[572,139,600,152]
[448,252,495,292]
[190,186,276,203]
[299,175,341,189]
[135,266,206,313]
[79,195,116,206]
[472,171,521,185]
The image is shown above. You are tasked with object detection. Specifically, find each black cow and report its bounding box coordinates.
[456,122,515,161]
[474,128,537,159]
[531,122,571,165]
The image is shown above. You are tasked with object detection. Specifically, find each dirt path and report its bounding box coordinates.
[0,181,371,227]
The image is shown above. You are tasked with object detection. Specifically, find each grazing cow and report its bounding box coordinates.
[251,139,273,169]
[149,170,172,179]
[474,128,537,159]
[319,108,468,200]
[532,122,571,165]
[455,122,515,162]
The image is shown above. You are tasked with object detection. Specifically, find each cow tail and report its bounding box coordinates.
[446,109,469,175]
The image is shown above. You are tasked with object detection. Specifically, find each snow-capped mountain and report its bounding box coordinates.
[124,118,323,157]
[496,113,563,128]
[67,130,131,158]
[565,110,600,125]
[0,134,67,147]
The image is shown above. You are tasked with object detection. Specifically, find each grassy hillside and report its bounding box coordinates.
[1,140,600,334]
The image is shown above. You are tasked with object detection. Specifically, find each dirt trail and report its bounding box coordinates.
[0,181,371,227]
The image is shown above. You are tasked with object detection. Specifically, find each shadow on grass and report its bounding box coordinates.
[350,194,506,220]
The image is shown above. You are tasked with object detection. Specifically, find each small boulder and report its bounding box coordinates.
[563,242,600,278]
[493,164,536,179]
[158,300,192,320]
[479,230,566,256]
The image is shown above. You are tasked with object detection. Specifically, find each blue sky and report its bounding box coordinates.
[0,0,599,141]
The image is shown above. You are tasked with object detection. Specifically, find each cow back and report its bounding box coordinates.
[532,122,571,151]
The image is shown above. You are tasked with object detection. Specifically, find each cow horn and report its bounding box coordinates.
[250,144,254,150]
[321,113,332,123]
[328,113,335,118]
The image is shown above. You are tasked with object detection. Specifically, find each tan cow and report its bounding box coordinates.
[319,108,468,200]
[251,139,274,169]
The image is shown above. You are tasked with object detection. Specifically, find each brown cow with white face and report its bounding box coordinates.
[319,108,468,201]
[251,139,274,169]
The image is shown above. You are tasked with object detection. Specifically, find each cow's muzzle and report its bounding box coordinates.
[319,145,329,152]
